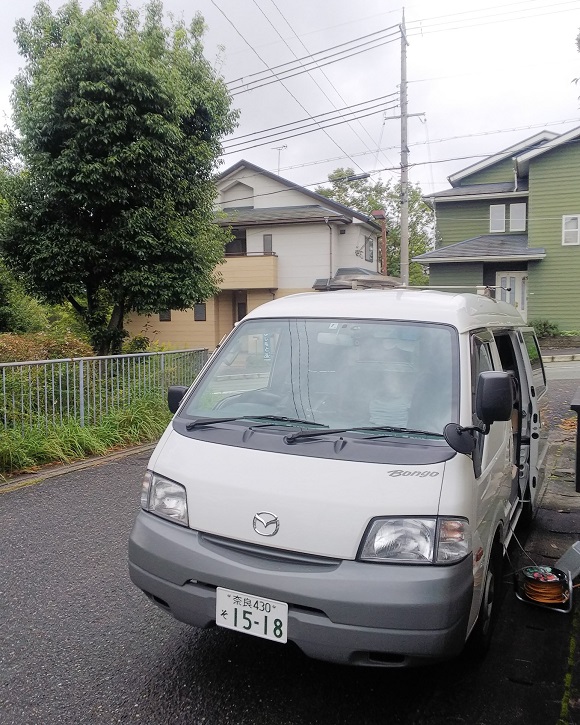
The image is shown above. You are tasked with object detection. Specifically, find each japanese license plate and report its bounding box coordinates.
[215,587,288,643]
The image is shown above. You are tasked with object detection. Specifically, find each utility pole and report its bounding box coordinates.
[400,11,409,286]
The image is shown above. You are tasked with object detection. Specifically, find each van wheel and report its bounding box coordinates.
[466,544,503,658]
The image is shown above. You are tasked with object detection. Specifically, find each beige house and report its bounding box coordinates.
[125,160,384,350]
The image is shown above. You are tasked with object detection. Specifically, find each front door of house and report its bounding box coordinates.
[496,272,528,321]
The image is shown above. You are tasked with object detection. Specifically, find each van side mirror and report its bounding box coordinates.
[444,371,513,455]
[168,385,188,414]
[475,371,513,425]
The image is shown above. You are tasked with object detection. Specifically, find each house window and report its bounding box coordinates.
[159,310,171,322]
[225,229,247,255]
[509,203,526,232]
[263,234,272,254]
[365,237,374,262]
[490,205,505,233]
[563,215,580,246]
[194,303,207,321]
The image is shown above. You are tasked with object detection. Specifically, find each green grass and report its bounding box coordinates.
[0,395,172,477]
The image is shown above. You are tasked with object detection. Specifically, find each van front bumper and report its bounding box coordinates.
[128,511,474,667]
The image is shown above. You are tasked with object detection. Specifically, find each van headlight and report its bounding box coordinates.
[359,517,470,564]
[141,471,188,527]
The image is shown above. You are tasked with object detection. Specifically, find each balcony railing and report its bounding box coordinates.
[218,252,278,290]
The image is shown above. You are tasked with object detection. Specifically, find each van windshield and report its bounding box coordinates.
[180,318,459,437]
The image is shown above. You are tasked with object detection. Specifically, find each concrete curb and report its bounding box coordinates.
[543,354,580,363]
[0,443,155,494]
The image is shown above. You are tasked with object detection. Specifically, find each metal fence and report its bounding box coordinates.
[0,349,208,432]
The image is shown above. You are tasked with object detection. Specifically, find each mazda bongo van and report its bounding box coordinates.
[128,289,547,667]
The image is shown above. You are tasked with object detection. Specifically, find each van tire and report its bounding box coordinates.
[465,542,503,659]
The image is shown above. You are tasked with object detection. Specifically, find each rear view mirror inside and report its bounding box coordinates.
[317,332,353,346]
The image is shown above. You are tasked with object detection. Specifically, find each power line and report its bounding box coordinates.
[410,120,580,148]
[406,0,579,28]
[224,1,576,91]
[213,1,580,194]
[262,118,580,175]
[223,94,399,146]
[222,103,400,155]
[228,32,401,96]
[264,0,398,174]
[226,25,400,88]
[407,1,580,36]
[210,0,367,173]
[219,135,580,205]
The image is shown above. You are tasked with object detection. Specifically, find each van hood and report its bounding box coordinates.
[150,432,446,560]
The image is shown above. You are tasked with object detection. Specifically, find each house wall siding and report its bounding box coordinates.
[435,195,528,246]
[219,170,314,208]
[248,222,376,288]
[428,263,483,290]
[125,298,220,350]
[457,158,515,185]
[222,182,254,207]
[435,200,493,245]
[526,143,580,328]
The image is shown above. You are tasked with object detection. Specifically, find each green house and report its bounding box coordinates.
[414,126,580,327]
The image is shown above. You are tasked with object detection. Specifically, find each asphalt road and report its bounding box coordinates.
[544,361,580,428]
[1,362,578,725]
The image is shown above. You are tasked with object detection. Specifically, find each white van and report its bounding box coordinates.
[128,289,547,667]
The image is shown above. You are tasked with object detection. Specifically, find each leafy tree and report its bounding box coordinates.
[3,0,238,355]
[315,168,434,285]
[0,261,48,333]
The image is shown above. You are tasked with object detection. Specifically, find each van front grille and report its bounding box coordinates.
[199,533,340,569]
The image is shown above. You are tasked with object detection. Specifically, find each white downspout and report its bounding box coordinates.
[324,217,333,279]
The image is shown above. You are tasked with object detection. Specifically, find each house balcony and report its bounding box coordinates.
[218,253,278,290]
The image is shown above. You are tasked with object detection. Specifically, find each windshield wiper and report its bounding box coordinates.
[284,427,352,443]
[186,416,242,430]
[249,415,327,427]
[186,415,327,431]
[357,425,443,438]
[284,424,443,443]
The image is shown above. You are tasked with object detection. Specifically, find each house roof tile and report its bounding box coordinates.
[217,159,381,229]
[216,205,352,226]
[427,181,528,200]
[414,234,545,263]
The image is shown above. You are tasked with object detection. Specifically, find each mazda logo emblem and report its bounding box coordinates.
[253,512,280,537]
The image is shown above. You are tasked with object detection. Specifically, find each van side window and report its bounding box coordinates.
[471,335,495,477]
[522,331,546,397]
[471,336,494,407]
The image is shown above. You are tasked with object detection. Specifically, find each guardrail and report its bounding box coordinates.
[0,349,208,431]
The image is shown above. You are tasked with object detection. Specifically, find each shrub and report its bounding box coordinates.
[529,319,560,338]
[0,395,171,476]
[123,335,150,353]
[0,263,49,333]
[0,332,93,363]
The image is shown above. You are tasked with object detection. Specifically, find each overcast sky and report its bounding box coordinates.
[0,0,579,196]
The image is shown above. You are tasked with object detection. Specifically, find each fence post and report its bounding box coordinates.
[79,359,85,427]
[570,386,580,493]
[0,349,207,434]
